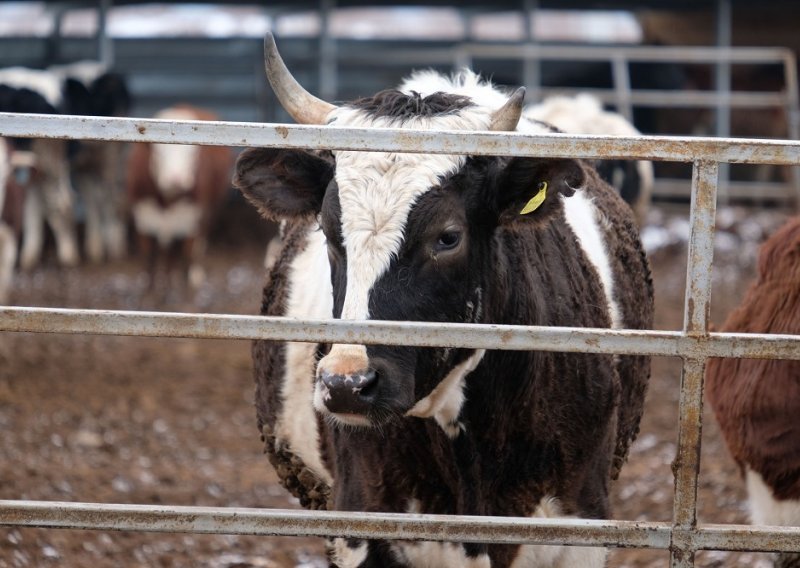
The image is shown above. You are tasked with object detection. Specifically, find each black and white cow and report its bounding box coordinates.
[0,64,130,266]
[0,80,78,270]
[235,35,654,567]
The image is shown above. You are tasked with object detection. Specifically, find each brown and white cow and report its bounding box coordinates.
[126,105,233,293]
[234,35,654,567]
[706,216,800,568]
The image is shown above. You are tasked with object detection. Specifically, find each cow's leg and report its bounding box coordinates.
[81,181,105,263]
[19,186,44,271]
[102,194,127,261]
[43,170,79,267]
[186,235,206,290]
[0,223,17,304]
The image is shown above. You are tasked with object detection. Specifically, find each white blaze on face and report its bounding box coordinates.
[326,104,492,324]
[150,108,202,198]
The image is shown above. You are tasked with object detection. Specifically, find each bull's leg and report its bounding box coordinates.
[19,187,44,271]
[0,223,17,304]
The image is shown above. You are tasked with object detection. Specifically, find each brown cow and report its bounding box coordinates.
[706,216,800,568]
[126,105,233,295]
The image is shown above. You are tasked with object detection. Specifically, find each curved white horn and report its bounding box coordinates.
[264,33,337,125]
[489,87,526,132]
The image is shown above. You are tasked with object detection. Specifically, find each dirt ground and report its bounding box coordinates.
[0,203,792,567]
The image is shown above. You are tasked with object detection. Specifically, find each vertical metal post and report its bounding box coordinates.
[522,0,541,102]
[44,7,66,65]
[670,160,719,568]
[319,0,337,102]
[714,0,732,204]
[97,0,114,68]
[611,54,634,122]
[782,53,800,208]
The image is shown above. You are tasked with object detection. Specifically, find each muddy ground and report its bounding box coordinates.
[0,203,792,567]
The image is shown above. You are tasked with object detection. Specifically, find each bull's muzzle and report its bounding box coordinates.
[314,345,377,422]
[317,368,378,415]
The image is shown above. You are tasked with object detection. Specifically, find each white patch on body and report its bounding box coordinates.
[149,108,202,199]
[392,498,491,568]
[393,541,491,568]
[560,190,622,329]
[277,227,334,484]
[132,198,202,248]
[330,537,368,568]
[510,497,607,568]
[746,468,800,527]
[406,349,486,437]
[0,67,63,107]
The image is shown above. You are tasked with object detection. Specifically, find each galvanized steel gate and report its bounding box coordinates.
[1,111,799,567]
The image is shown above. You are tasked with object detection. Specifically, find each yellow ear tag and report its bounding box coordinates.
[519,181,548,215]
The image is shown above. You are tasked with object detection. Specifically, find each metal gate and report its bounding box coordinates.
[0,111,799,567]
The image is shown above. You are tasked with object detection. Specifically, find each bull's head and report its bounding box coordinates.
[235,34,584,431]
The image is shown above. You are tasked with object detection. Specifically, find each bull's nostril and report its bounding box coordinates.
[357,369,378,397]
[317,368,380,415]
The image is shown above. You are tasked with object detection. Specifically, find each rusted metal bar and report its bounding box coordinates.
[1,307,799,360]
[459,43,796,65]
[684,161,719,333]
[670,358,708,568]
[2,500,800,553]
[0,500,668,548]
[671,160,719,567]
[2,113,800,165]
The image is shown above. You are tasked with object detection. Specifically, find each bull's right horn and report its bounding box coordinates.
[264,32,338,125]
[489,87,525,132]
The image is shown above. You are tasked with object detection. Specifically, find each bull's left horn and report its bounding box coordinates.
[264,32,338,125]
[489,87,525,132]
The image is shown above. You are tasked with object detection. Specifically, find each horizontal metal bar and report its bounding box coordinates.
[2,500,799,553]
[688,524,800,553]
[537,88,791,109]
[0,500,673,549]
[2,113,800,165]
[460,43,796,65]
[1,307,799,360]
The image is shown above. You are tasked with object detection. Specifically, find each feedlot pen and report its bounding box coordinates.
[0,111,799,567]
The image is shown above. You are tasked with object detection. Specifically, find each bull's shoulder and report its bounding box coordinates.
[259,218,318,317]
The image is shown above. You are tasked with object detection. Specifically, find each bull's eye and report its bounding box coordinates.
[435,230,462,252]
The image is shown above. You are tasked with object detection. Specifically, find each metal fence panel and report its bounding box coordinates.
[1,112,799,566]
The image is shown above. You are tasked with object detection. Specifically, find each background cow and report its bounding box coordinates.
[523,93,654,226]
[0,81,79,270]
[234,35,654,567]
[0,64,131,266]
[706,216,800,568]
[0,137,19,304]
[126,105,233,297]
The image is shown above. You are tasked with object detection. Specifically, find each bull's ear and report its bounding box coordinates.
[494,157,585,226]
[233,147,333,220]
